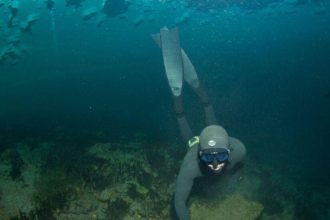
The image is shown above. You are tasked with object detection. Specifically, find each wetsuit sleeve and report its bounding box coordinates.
[174,147,201,220]
[227,137,246,170]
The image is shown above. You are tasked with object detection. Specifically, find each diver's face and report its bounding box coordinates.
[207,161,226,173]
[199,148,229,174]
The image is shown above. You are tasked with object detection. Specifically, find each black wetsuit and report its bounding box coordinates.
[173,136,246,220]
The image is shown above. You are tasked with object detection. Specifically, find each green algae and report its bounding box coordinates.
[2,138,325,219]
[190,193,263,220]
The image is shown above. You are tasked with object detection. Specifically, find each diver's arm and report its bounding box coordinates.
[174,147,202,220]
[227,137,246,170]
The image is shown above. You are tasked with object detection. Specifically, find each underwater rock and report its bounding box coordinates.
[97,183,132,202]
[85,141,175,218]
[53,192,108,220]
[87,142,157,187]
[96,181,151,218]
[33,168,77,218]
[0,148,39,219]
[190,193,263,220]
[260,202,296,220]
[0,150,13,178]
[87,143,113,160]
[9,149,24,180]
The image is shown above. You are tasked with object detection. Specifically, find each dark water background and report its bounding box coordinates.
[1,0,330,208]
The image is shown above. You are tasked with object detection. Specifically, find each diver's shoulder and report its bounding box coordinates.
[229,136,245,148]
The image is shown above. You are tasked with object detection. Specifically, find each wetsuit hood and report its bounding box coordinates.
[199,125,229,150]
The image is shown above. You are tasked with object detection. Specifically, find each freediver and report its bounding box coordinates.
[153,27,246,220]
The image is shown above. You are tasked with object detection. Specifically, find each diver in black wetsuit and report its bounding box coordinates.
[153,27,247,220]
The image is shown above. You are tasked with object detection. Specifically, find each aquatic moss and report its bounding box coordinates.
[97,182,145,219]
[33,168,77,219]
[0,148,24,180]
[87,142,177,219]
[190,193,263,220]
[87,143,159,186]
[0,139,178,219]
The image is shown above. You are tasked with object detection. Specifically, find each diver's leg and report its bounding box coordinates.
[174,95,193,142]
[159,27,183,96]
[194,86,218,125]
[155,27,193,142]
[182,49,218,125]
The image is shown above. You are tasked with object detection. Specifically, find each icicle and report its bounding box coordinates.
[50,8,58,52]
[101,0,107,8]
[44,0,58,52]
